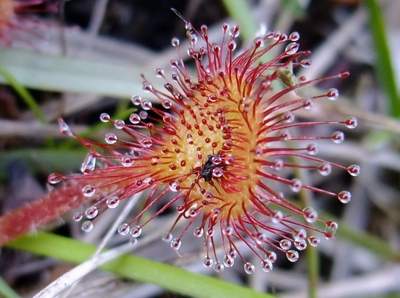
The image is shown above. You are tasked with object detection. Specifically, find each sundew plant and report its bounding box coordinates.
[1,10,360,270]
[1,2,398,298]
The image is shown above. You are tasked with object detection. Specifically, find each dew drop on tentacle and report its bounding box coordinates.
[81,153,96,174]
[72,212,83,222]
[327,88,339,100]
[58,118,73,137]
[279,239,292,250]
[47,172,64,185]
[203,257,214,268]
[212,167,224,178]
[171,37,180,47]
[129,113,141,124]
[302,207,318,223]
[130,225,143,238]
[324,220,339,239]
[131,95,142,106]
[347,164,360,176]
[81,220,94,232]
[345,117,358,129]
[266,251,277,263]
[337,190,352,203]
[272,211,283,223]
[121,154,134,167]
[294,240,307,250]
[105,133,118,144]
[223,225,234,236]
[244,262,256,275]
[303,99,313,110]
[273,159,284,171]
[286,250,299,262]
[223,255,234,267]
[307,236,320,247]
[288,31,300,41]
[307,143,318,155]
[285,42,299,55]
[117,223,130,236]
[331,131,344,144]
[139,111,148,120]
[162,233,173,242]
[318,162,332,176]
[106,196,120,208]
[294,229,307,241]
[290,179,302,192]
[213,262,224,272]
[100,112,111,123]
[261,259,273,272]
[169,181,180,192]
[114,119,125,129]
[141,100,153,111]
[170,238,182,250]
[193,227,204,238]
[85,206,99,219]
[82,184,96,197]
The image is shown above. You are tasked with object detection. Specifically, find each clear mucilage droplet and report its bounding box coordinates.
[85,206,99,219]
[347,164,360,176]
[81,153,96,174]
[279,239,292,250]
[244,262,255,275]
[203,256,213,268]
[337,190,352,203]
[331,131,344,144]
[47,173,63,185]
[213,262,224,272]
[327,88,339,100]
[106,196,120,208]
[223,255,234,267]
[130,225,142,238]
[302,207,318,223]
[82,184,95,197]
[290,179,302,192]
[99,112,110,123]
[81,220,94,232]
[105,133,118,144]
[117,223,130,236]
[170,238,182,250]
[261,259,273,272]
[286,250,299,262]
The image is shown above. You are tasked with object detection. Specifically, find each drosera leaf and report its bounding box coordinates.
[0,48,144,98]
[7,232,276,298]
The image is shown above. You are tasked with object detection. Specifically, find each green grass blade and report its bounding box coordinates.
[0,48,143,98]
[7,232,275,298]
[0,65,46,123]
[365,0,400,117]
[0,277,20,298]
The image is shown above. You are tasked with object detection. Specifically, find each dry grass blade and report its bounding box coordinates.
[33,243,133,298]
